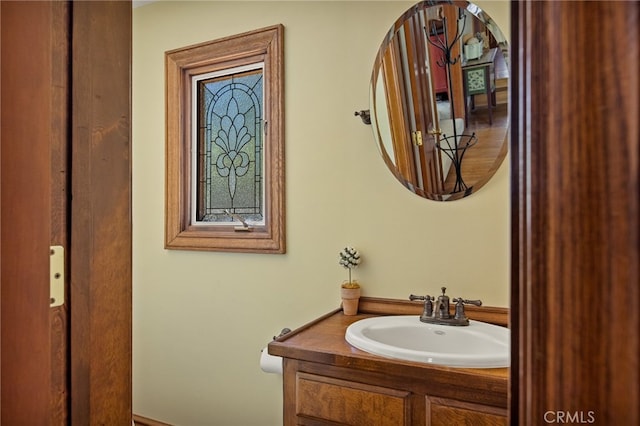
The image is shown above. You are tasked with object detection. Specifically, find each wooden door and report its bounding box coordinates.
[405,10,440,196]
[511,1,639,424]
[0,1,132,424]
[382,18,440,197]
[1,2,60,423]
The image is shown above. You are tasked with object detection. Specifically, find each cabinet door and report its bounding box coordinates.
[426,396,507,426]
[295,372,411,425]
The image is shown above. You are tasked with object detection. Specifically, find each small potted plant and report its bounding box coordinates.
[339,246,361,315]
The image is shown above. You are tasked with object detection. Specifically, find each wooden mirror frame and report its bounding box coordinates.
[165,25,285,253]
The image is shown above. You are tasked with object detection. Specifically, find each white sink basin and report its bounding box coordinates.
[345,315,510,368]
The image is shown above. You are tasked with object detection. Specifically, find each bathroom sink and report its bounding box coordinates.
[345,315,509,368]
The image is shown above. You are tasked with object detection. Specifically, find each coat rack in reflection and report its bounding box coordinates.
[426,12,477,194]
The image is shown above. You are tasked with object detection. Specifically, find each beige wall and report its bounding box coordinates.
[132,1,510,424]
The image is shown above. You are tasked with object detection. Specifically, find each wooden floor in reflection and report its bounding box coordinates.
[443,99,509,194]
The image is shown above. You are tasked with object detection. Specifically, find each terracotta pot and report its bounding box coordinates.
[340,286,361,316]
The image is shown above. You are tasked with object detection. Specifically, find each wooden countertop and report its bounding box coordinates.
[269,297,509,390]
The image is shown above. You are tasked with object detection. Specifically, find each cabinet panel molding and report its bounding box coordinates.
[296,372,411,426]
[426,396,507,425]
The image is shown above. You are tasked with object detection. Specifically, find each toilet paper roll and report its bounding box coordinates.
[260,347,283,374]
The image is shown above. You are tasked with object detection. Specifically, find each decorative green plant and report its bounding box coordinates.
[339,246,361,288]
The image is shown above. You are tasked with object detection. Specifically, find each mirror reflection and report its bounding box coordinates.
[370,1,509,201]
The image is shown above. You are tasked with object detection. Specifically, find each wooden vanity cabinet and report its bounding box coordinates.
[269,298,508,426]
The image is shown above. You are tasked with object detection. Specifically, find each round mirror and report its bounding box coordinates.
[370,1,509,201]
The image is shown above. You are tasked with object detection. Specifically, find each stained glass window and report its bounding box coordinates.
[193,64,264,225]
[165,25,284,253]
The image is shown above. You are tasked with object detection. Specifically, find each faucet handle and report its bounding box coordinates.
[452,298,482,321]
[454,298,482,307]
[409,294,434,302]
[410,294,434,319]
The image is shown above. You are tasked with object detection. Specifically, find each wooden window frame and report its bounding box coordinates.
[165,25,285,253]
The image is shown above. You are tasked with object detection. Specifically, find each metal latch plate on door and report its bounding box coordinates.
[50,245,65,307]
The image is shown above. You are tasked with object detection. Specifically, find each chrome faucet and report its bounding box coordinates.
[409,287,482,326]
